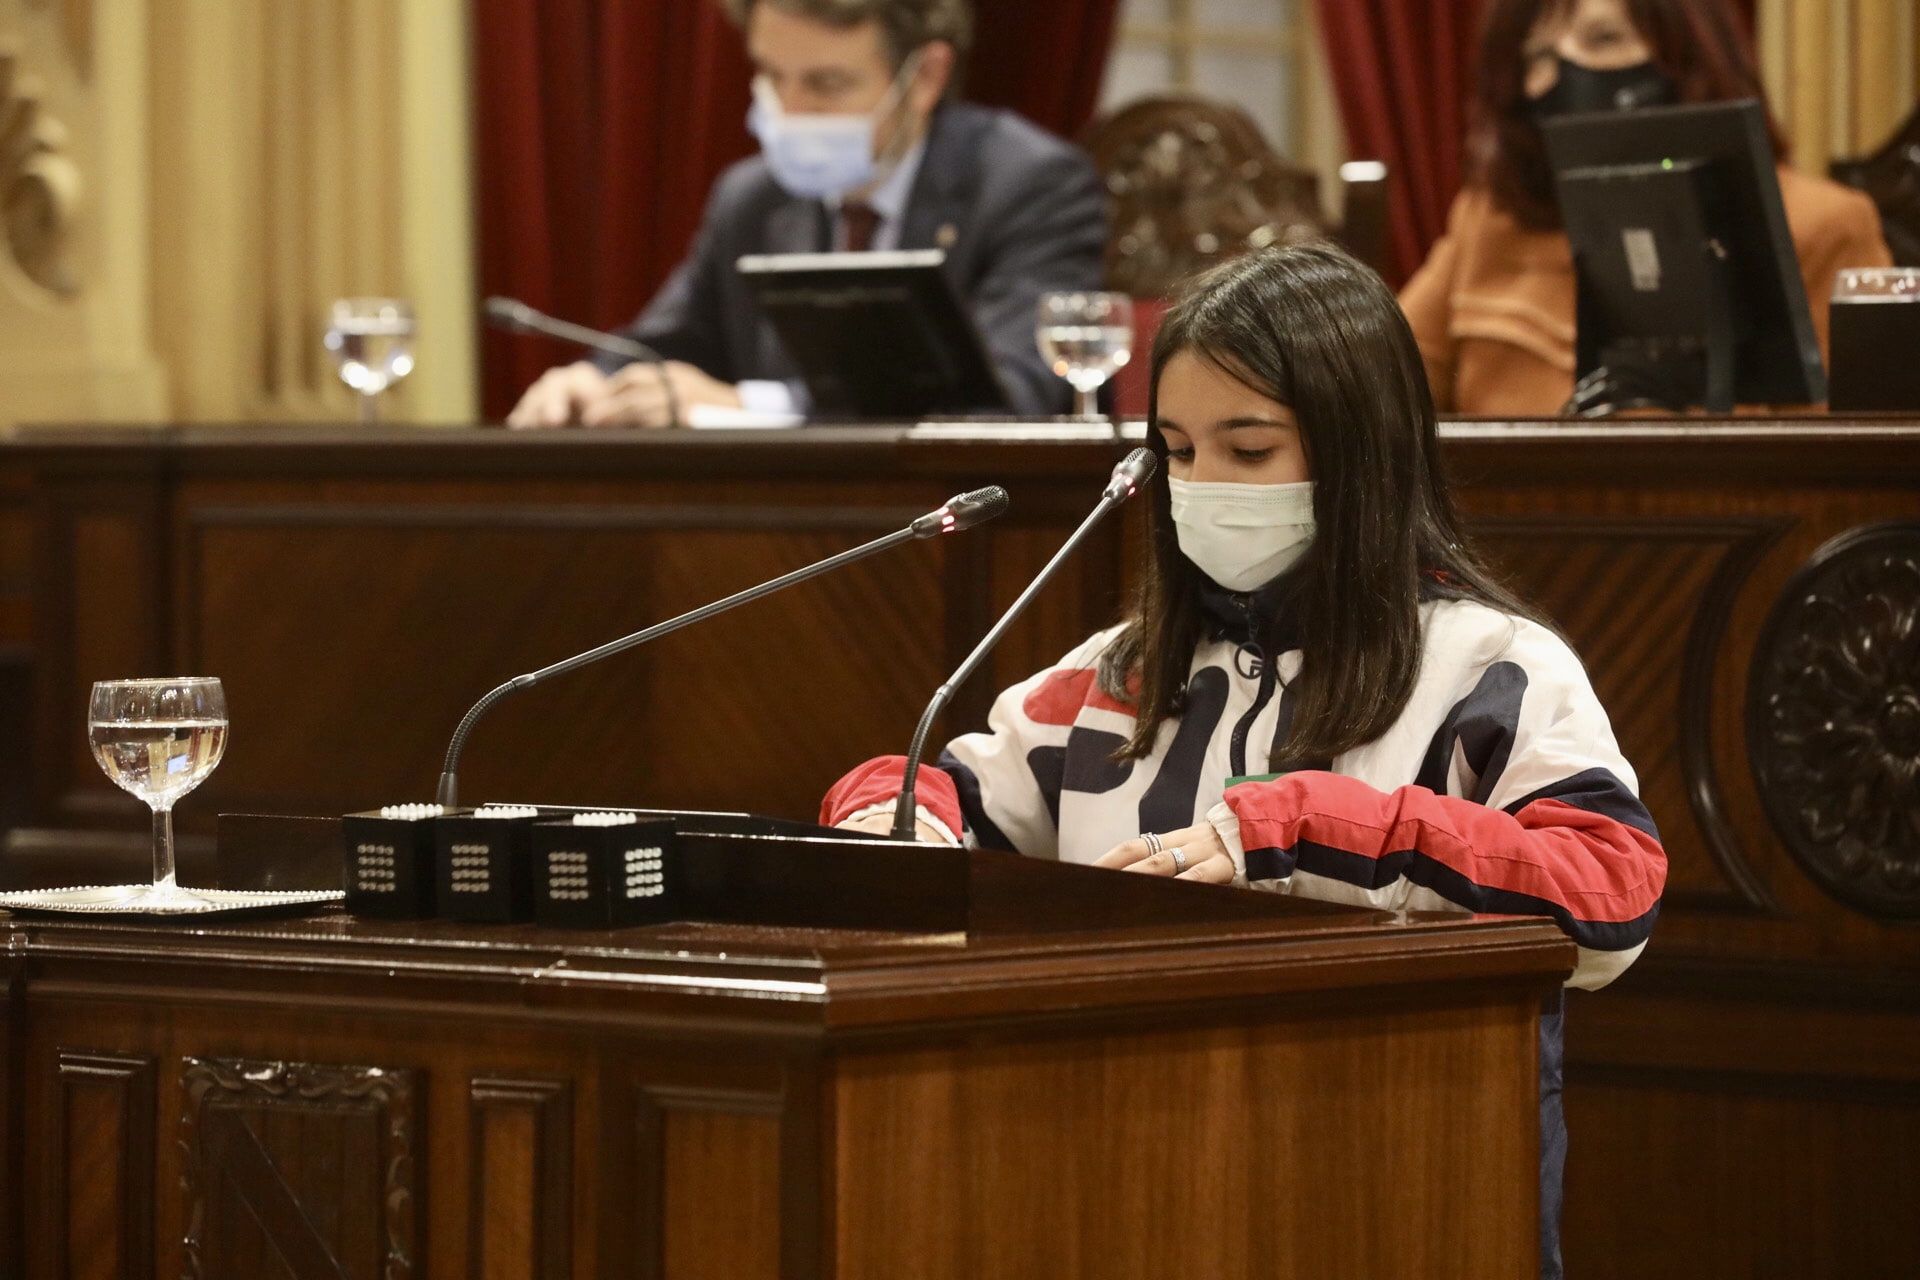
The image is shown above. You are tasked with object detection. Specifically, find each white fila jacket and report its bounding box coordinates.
[824,583,1667,991]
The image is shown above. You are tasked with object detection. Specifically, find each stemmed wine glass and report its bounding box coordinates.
[1038,292,1134,419]
[87,678,228,909]
[324,297,416,424]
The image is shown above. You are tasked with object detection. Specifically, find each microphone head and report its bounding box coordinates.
[1105,446,1158,501]
[945,485,1010,531]
[483,296,539,333]
[912,485,1011,538]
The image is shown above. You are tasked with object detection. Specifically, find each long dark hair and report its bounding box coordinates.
[1468,0,1785,229]
[1098,243,1539,767]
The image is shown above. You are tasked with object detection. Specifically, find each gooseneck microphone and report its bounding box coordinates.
[483,296,683,428]
[890,448,1158,840]
[435,485,1011,808]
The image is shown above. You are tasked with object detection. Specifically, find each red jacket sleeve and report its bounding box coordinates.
[820,755,964,836]
[1221,770,1665,988]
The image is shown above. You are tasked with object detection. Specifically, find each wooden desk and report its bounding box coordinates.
[0,851,1570,1278]
[1,416,1918,1276]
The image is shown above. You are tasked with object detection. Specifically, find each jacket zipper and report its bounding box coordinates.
[1228,594,1280,778]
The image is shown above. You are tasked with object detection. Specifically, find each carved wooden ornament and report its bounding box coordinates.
[1749,524,1920,917]
[180,1056,420,1280]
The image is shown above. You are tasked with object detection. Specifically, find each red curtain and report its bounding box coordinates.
[471,0,1120,420]
[1313,0,1483,288]
[472,1,754,418]
[967,0,1121,139]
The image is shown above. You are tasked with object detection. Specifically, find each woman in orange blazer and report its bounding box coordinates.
[1400,0,1891,416]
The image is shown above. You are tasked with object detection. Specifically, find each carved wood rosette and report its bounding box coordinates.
[0,45,79,296]
[179,1056,420,1280]
[1748,524,1920,918]
[1084,94,1328,298]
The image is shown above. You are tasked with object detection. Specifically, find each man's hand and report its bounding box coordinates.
[579,361,743,428]
[506,361,612,430]
[505,359,743,429]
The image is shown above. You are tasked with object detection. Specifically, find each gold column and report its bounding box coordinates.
[0,0,169,424]
[1760,0,1920,176]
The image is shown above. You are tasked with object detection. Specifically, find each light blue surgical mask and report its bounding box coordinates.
[746,54,921,201]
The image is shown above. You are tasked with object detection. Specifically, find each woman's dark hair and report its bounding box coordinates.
[1467,0,1785,228]
[1098,242,1540,767]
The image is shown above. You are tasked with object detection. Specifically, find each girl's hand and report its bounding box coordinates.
[836,811,955,845]
[1095,822,1236,883]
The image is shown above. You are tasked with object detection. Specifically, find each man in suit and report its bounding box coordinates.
[507,0,1108,428]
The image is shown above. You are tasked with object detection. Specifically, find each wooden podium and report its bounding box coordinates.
[0,819,1572,1279]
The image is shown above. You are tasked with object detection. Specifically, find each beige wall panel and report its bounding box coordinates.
[1762,0,1920,177]
[147,0,475,424]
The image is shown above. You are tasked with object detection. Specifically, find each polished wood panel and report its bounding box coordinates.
[832,998,1540,1279]
[470,1078,573,1280]
[1,872,1568,1278]
[0,960,21,1280]
[50,1050,154,1280]
[1565,1075,1920,1277]
[659,1105,781,1280]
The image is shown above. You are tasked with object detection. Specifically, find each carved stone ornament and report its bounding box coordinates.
[1748,524,1920,918]
[0,45,80,295]
[180,1056,419,1280]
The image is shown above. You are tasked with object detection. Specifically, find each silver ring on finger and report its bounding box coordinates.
[1139,831,1163,857]
[1168,845,1188,873]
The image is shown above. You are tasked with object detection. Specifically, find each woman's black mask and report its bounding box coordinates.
[1530,55,1677,118]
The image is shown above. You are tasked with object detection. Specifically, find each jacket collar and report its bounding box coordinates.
[1198,572,1303,653]
[1197,567,1456,653]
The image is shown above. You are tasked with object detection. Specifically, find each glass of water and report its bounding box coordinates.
[88,678,228,909]
[1038,292,1134,419]
[324,297,416,424]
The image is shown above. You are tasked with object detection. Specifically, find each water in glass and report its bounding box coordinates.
[87,677,228,908]
[1037,292,1134,419]
[325,298,416,422]
[89,718,228,808]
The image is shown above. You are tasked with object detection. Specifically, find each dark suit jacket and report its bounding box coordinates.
[613,101,1109,416]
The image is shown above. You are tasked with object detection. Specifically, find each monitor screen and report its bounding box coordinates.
[736,250,1011,419]
[1544,100,1825,412]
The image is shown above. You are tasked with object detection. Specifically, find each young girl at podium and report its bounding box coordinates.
[823,243,1666,1279]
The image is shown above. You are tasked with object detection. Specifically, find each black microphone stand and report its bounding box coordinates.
[484,296,684,428]
[890,450,1157,840]
[437,487,1009,808]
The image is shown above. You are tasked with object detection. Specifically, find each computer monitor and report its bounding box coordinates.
[736,249,1012,419]
[1543,100,1825,414]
